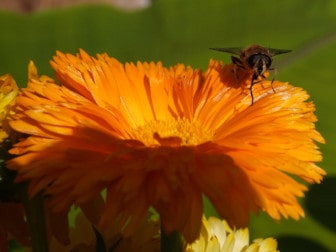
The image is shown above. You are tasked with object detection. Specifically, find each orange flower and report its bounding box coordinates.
[7,50,325,242]
[0,74,29,249]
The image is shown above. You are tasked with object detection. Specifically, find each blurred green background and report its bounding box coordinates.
[1,0,336,251]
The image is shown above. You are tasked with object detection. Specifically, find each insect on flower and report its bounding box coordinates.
[210,44,291,104]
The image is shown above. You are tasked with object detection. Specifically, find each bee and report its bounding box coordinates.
[210,44,291,104]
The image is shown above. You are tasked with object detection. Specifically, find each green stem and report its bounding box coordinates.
[19,182,48,252]
[160,226,183,252]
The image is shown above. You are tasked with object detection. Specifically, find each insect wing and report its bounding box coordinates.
[209,47,243,55]
[267,48,292,56]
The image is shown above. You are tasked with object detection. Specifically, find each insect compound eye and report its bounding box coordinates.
[263,55,272,68]
[247,54,272,73]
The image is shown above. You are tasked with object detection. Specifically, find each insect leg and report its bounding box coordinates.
[231,56,243,66]
[267,67,277,93]
[231,56,245,79]
[249,74,258,105]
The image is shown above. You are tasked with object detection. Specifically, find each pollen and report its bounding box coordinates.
[130,117,214,146]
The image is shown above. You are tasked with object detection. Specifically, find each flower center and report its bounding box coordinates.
[130,117,214,146]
